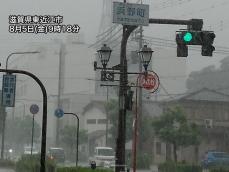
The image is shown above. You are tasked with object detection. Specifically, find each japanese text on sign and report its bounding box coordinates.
[9,15,80,34]
[113,2,149,26]
[2,74,16,107]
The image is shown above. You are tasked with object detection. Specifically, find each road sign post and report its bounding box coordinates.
[30,104,39,155]
[0,69,47,172]
[1,74,16,107]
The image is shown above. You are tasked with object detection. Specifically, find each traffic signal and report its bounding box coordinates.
[201,31,216,56]
[177,44,188,57]
[201,45,215,56]
[176,30,203,45]
[176,30,216,57]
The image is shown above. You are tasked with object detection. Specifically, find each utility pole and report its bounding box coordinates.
[105,87,109,146]
[56,41,66,146]
[138,25,143,150]
[116,21,137,172]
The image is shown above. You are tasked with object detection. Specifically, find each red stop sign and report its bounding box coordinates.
[139,73,159,92]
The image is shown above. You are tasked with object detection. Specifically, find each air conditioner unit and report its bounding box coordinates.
[205,119,213,128]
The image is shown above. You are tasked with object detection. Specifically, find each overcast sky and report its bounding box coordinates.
[0,0,229,73]
[0,0,103,63]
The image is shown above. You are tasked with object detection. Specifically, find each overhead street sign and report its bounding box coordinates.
[113,2,149,26]
[1,74,16,107]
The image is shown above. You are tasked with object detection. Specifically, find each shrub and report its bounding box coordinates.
[0,159,15,168]
[210,166,229,172]
[136,153,152,169]
[57,167,113,172]
[15,154,56,172]
[125,152,152,169]
[158,161,202,172]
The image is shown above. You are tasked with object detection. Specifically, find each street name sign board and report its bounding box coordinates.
[55,108,64,118]
[1,74,16,107]
[139,72,160,92]
[113,2,149,26]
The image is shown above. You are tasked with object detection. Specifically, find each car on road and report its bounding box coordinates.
[24,146,39,155]
[202,151,229,168]
[89,147,115,168]
[48,147,65,163]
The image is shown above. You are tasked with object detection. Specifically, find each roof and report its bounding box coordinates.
[82,100,106,115]
[163,88,229,103]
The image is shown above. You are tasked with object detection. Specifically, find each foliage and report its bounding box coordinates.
[136,152,152,169]
[106,99,154,151]
[158,161,202,172]
[15,154,56,172]
[60,126,88,161]
[152,106,201,161]
[60,126,88,147]
[186,56,229,94]
[6,115,41,146]
[210,166,229,172]
[0,159,15,169]
[126,151,152,169]
[105,99,133,148]
[56,167,113,172]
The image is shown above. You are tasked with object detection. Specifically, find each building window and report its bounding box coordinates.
[156,142,162,155]
[97,119,107,124]
[87,119,96,124]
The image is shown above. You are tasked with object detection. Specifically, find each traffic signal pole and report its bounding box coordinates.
[115,17,204,172]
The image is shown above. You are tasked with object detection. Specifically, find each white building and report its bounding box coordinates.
[7,34,96,148]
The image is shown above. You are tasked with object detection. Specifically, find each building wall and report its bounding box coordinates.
[84,107,107,134]
[153,100,229,164]
[8,35,96,147]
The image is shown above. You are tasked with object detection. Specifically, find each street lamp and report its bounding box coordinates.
[138,45,154,72]
[6,51,40,70]
[94,43,154,171]
[97,44,112,69]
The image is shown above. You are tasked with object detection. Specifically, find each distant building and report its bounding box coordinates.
[81,100,111,156]
[7,33,96,147]
[150,88,229,164]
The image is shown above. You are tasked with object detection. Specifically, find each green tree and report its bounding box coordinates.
[106,99,154,150]
[60,126,88,157]
[105,99,133,148]
[60,126,88,147]
[6,115,41,149]
[186,56,229,94]
[152,106,200,162]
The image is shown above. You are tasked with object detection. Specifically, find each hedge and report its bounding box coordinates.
[0,159,15,169]
[126,152,152,169]
[15,154,56,172]
[57,167,113,172]
[158,161,202,172]
[209,166,229,172]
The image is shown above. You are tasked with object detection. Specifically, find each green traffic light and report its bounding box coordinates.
[183,32,193,42]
